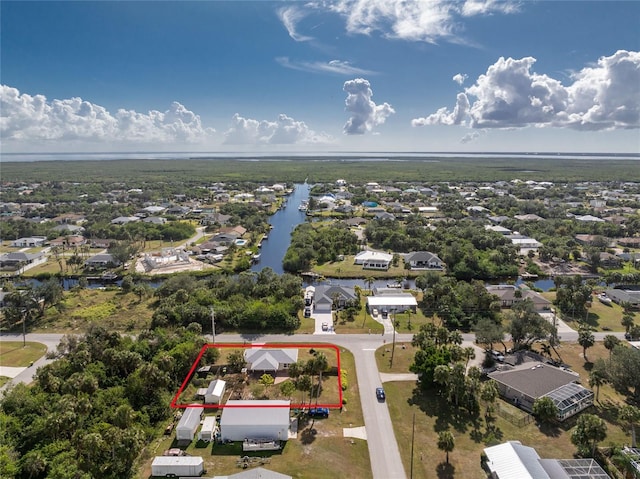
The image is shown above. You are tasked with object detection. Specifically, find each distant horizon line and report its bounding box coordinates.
[3,150,639,159]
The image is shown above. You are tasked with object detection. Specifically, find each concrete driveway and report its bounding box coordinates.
[312,311,335,334]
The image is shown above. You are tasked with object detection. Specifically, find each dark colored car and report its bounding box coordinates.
[308,407,329,418]
[376,387,386,401]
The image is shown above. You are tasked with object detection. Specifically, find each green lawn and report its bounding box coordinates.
[0,341,48,366]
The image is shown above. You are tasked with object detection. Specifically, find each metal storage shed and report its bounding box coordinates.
[220,400,290,442]
[198,416,217,442]
[204,379,226,404]
[151,456,204,477]
[175,406,204,441]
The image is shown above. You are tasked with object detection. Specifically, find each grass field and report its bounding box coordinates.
[377,341,632,479]
[136,347,371,479]
[0,341,48,388]
[541,291,636,332]
[0,341,48,367]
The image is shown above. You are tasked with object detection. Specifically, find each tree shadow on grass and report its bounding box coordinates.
[436,462,455,479]
[538,421,562,438]
[299,427,317,445]
[408,387,474,435]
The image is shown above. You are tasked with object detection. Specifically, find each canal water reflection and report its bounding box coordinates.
[251,183,310,275]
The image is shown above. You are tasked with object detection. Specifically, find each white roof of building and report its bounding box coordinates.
[355,250,393,262]
[152,456,204,466]
[207,379,226,396]
[221,400,290,427]
[484,441,548,479]
[367,296,417,307]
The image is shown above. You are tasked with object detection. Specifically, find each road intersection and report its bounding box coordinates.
[0,328,630,479]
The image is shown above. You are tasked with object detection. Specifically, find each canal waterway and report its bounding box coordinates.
[251,182,311,275]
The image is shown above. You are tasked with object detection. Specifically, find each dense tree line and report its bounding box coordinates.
[283,222,359,273]
[0,325,212,479]
[151,269,303,332]
[416,275,500,331]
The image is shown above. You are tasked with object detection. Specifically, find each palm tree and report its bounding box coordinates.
[603,335,620,361]
[588,369,607,402]
[619,405,640,448]
[437,430,455,464]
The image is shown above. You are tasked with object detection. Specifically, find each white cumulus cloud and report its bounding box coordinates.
[412,50,640,131]
[328,0,519,43]
[452,73,468,85]
[343,78,394,135]
[0,85,215,145]
[223,113,332,145]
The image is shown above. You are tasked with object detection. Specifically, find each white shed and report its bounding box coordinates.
[175,406,204,441]
[221,400,290,442]
[198,416,218,442]
[204,379,226,404]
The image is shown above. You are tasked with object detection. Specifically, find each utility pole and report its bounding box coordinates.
[390,308,397,368]
[210,306,216,344]
[410,412,416,479]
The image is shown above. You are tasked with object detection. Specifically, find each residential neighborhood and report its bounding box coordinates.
[1,164,640,479]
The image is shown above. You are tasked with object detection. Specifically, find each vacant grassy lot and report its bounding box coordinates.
[541,291,635,332]
[380,341,632,479]
[36,289,156,333]
[136,347,370,479]
[0,341,48,367]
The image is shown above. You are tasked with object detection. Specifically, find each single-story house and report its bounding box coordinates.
[10,236,47,247]
[142,216,167,225]
[204,379,226,404]
[175,406,204,441]
[226,468,292,479]
[0,251,46,270]
[49,235,86,247]
[485,225,512,235]
[486,285,552,312]
[313,285,358,313]
[244,349,298,372]
[354,250,393,270]
[52,224,85,234]
[605,286,640,309]
[220,400,290,442]
[367,294,417,314]
[111,216,140,225]
[488,363,593,421]
[210,233,240,244]
[506,234,543,253]
[404,251,444,270]
[483,441,610,479]
[85,253,121,268]
[90,238,114,249]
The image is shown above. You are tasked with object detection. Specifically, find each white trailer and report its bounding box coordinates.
[198,416,218,442]
[151,456,204,477]
[175,406,204,442]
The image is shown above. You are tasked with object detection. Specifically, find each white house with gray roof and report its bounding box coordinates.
[244,349,298,372]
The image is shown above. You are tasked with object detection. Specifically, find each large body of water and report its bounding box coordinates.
[251,183,310,275]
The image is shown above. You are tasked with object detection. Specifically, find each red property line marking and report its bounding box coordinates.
[170,343,343,409]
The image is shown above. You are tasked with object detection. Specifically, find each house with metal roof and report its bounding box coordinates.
[220,400,291,442]
[354,250,393,270]
[483,441,610,479]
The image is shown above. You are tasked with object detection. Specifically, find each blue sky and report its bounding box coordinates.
[1,0,639,154]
